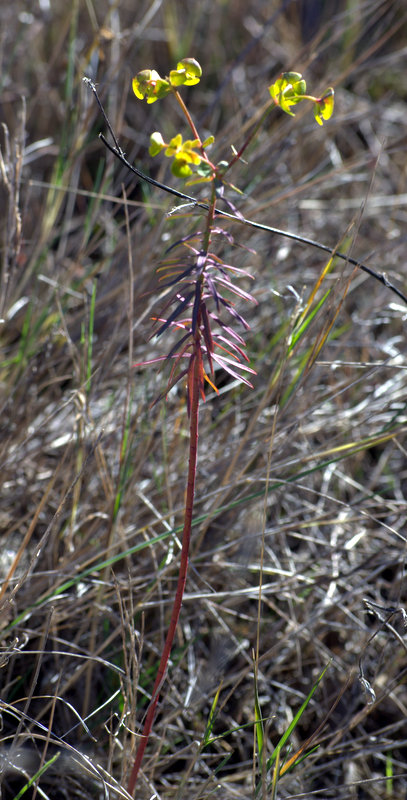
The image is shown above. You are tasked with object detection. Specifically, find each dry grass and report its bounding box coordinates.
[1,1,407,798]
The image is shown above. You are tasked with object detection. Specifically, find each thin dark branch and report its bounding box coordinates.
[100,132,199,203]
[85,79,407,308]
[83,78,123,154]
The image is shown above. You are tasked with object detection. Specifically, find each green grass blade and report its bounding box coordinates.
[288,287,331,354]
[270,745,280,800]
[203,683,222,746]
[265,662,330,773]
[12,752,60,800]
[253,663,264,769]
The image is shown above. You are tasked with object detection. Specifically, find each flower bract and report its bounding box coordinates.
[149,131,166,156]
[169,58,202,87]
[269,72,307,116]
[132,69,171,103]
[314,88,335,125]
[161,133,202,176]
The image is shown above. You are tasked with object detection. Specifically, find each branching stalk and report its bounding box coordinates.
[97,132,407,309]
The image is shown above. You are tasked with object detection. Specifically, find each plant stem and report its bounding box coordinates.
[224,101,273,174]
[173,88,200,139]
[202,185,217,252]
[173,89,213,164]
[127,343,201,797]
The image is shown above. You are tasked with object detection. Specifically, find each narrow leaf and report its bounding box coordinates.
[265,662,330,774]
[203,684,223,745]
[155,291,194,337]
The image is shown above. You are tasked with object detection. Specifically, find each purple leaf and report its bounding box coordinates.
[155,291,194,337]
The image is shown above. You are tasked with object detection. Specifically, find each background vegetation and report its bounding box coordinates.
[1,1,407,798]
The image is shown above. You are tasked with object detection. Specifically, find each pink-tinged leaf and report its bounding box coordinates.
[213,262,255,279]
[196,346,206,401]
[218,296,250,329]
[165,331,193,362]
[206,275,221,309]
[155,291,194,337]
[167,340,192,389]
[210,275,257,304]
[210,227,234,243]
[213,334,250,362]
[211,353,255,388]
[158,263,196,289]
[203,254,255,279]
[217,192,245,220]
[150,365,190,409]
[201,301,213,349]
[210,341,242,362]
[201,302,214,375]
[133,355,168,367]
[209,315,246,344]
[164,232,204,253]
[212,353,256,373]
[191,281,202,334]
[203,250,224,266]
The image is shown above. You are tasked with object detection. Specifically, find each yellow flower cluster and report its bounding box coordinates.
[132,58,202,104]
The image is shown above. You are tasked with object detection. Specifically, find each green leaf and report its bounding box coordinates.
[169,57,202,87]
[171,159,193,177]
[182,138,202,162]
[269,72,307,115]
[177,57,202,83]
[165,133,183,156]
[149,131,166,156]
[282,71,303,85]
[151,78,172,102]
[132,69,157,99]
[132,69,171,103]
[169,70,188,87]
[194,161,213,177]
[202,134,215,148]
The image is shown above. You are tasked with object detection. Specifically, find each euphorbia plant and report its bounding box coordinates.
[127,60,333,796]
[85,59,407,796]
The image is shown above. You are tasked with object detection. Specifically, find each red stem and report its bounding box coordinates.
[127,345,201,797]
[224,101,273,174]
[173,89,214,166]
